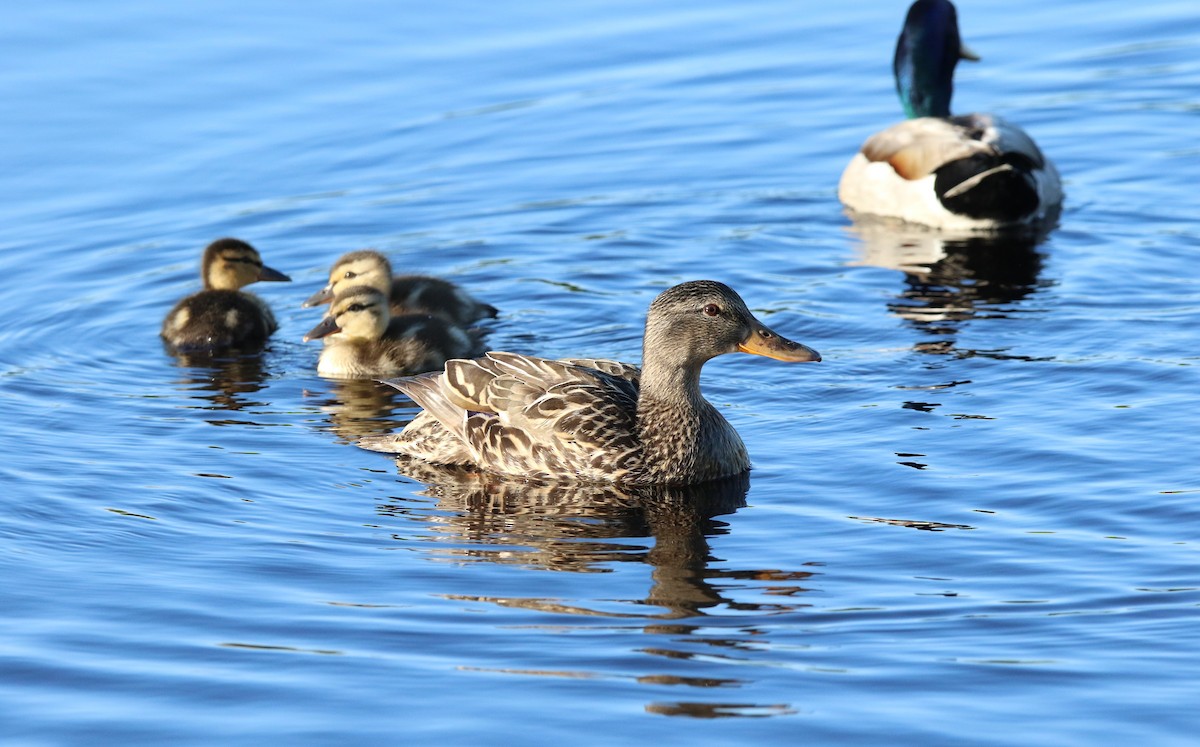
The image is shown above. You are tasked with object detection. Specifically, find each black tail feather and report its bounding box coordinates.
[935,153,1040,222]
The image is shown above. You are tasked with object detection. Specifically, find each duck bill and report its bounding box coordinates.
[258,265,292,283]
[303,316,341,342]
[737,322,821,362]
[301,285,334,308]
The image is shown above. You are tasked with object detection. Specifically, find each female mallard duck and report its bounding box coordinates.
[838,0,1062,230]
[358,281,821,486]
[303,285,483,378]
[302,250,497,326]
[161,238,291,354]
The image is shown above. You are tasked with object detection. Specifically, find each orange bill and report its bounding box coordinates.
[737,322,820,362]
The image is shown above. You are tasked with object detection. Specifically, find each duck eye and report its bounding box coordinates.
[703,304,721,317]
[343,270,357,279]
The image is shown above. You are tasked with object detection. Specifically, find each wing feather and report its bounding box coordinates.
[371,352,645,480]
[861,114,1048,181]
[861,117,992,179]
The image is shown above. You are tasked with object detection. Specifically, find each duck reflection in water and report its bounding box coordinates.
[377,466,817,620]
[170,352,270,413]
[309,378,410,444]
[849,221,1050,358]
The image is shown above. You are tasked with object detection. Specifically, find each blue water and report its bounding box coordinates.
[2,0,1199,744]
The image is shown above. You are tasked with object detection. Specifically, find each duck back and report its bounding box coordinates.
[389,275,499,325]
[162,290,277,354]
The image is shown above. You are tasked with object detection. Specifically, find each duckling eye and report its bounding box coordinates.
[347,303,367,312]
[703,303,721,317]
[343,270,357,279]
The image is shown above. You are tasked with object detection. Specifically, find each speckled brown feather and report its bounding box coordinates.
[367,352,644,481]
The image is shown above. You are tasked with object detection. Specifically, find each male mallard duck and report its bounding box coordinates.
[838,0,1062,230]
[303,285,483,378]
[161,238,291,354]
[302,250,497,326]
[358,281,821,486]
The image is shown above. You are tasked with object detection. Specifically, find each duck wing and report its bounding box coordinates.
[861,114,1047,181]
[561,357,641,383]
[860,117,993,180]
[949,113,1047,169]
[368,352,644,481]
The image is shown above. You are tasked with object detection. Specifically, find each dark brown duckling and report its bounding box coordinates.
[161,238,291,354]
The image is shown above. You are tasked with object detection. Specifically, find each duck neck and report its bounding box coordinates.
[634,353,715,482]
[637,344,706,410]
[894,1,960,118]
[202,265,222,291]
[634,356,748,485]
[204,263,240,291]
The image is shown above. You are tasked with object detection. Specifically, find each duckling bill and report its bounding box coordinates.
[304,285,483,378]
[359,280,820,486]
[161,238,290,355]
[303,250,497,326]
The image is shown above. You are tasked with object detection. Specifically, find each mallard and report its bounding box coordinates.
[358,281,821,486]
[303,285,483,378]
[161,238,291,354]
[838,0,1062,230]
[302,250,497,326]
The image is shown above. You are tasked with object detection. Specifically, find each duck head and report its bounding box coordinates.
[304,285,390,342]
[641,281,820,380]
[894,0,980,119]
[302,250,393,308]
[201,238,290,291]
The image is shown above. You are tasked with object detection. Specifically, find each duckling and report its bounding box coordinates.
[838,0,1062,230]
[302,250,497,326]
[161,238,291,354]
[358,281,821,486]
[303,285,483,378]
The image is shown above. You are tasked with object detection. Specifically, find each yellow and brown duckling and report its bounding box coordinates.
[302,250,497,326]
[358,280,821,486]
[303,285,483,378]
[161,238,291,354]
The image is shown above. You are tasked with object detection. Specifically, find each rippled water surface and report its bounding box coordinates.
[3,0,1199,744]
